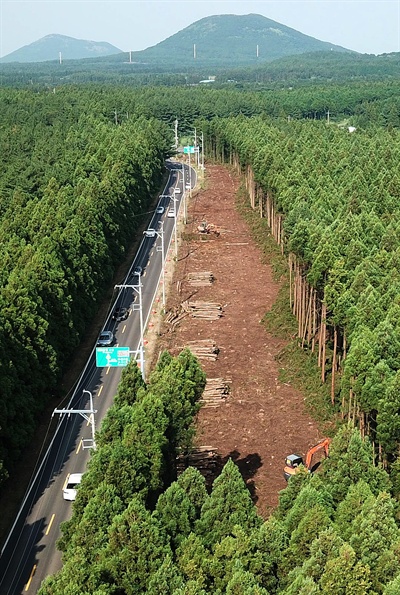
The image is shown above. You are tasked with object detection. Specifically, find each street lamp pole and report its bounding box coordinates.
[114,278,145,380]
[159,222,166,307]
[147,223,166,308]
[53,389,97,450]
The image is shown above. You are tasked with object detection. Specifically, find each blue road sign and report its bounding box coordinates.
[96,346,130,367]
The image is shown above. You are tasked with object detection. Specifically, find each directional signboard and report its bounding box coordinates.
[96,346,130,367]
[183,145,195,154]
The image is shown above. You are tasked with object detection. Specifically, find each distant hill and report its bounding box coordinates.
[0,34,122,63]
[128,13,352,67]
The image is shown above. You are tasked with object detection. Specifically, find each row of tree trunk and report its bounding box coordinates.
[211,146,366,435]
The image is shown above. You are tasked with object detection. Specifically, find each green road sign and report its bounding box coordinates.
[96,346,130,367]
[183,145,195,154]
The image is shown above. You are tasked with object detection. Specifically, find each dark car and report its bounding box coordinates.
[133,265,143,276]
[112,307,129,322]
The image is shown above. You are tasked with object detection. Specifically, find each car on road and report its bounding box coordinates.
[97,330,114,347]
[167,209,175,218]
[185,183,191,190]
[174,187,181,194]
[133,265,143,276]
[144,228,156,238]
[63,473,83,501]
[112,307,129,322]
[156,205,165,214]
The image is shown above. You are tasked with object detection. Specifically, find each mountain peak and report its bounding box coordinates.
[1,33,122,63]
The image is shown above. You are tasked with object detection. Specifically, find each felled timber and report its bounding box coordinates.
[184,339,220,360]
[200,377,231,407]
[187,271,215,286]
[181,300,223,319]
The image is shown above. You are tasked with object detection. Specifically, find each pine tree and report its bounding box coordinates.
[114,358,146,407]
[319,543,372,594]
[102,496,171,594]
[195,459,262,549]
[349,492,400,591]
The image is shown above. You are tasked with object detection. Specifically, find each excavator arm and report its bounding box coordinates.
[304,438,331,472]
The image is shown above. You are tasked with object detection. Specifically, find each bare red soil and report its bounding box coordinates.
[156,164,321,515]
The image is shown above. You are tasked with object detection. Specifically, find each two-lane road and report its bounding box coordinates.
[0,160,196,594]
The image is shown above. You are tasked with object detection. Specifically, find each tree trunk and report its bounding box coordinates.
[331,327,337,404]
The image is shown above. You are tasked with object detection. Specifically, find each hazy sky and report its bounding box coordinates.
[0,0,399,58]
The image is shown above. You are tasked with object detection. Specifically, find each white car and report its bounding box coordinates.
[63,473,83,501]
[156,205,165,214]
[167,209,175,218]
[144,228,156,238]
[174,187,181,194]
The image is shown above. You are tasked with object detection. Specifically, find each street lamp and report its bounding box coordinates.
[160,193,179,258]
[172,196,179,257]
[144,223,165,307]
[115,276,145,380]
[53,389,97,450]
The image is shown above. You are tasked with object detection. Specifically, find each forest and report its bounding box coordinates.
[39,353,400,594]
[1,48,400,88]
[203,115,400,466]
[2,78,400,592]
[0,87,172,484]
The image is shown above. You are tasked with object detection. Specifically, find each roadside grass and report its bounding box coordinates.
[235,183,336,430]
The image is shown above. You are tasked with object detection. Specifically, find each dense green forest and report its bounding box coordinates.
[203,115,400,465]
[3,77,400,592]
[1,48,400,87]
[0,88,172,484]
[39,351,400,594]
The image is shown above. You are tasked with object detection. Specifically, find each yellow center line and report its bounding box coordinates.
[98,385,103,397]
[122,325,126,333]
[62,474,70,491]
[46,514,55,536]
[106,366,110,375]
[76,438,82,454]
[25,564,36,591]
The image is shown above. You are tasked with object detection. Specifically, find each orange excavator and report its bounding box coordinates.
[283,438,331,481]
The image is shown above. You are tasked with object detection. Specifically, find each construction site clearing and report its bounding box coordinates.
[150,164,321,515]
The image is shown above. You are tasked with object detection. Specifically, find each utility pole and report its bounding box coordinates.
[53,390,97,450]
[201,131,205,170]
[174,119,179,148]
[173,196,178,257]
[182,165,187,223]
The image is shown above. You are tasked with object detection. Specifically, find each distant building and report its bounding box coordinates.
[199,76,216,84]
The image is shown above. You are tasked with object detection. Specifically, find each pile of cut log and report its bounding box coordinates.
[185,339,220,360]
[182,300,223,319]
[177,446,220,480]
[164,307,189,330]
[200,377,231,407]
[187,271,215,286]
